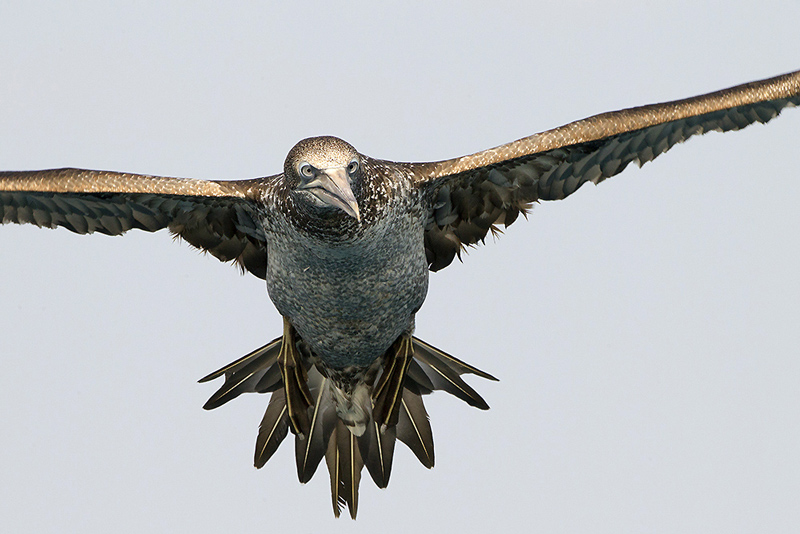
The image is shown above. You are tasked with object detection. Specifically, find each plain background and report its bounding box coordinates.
[1,1,798,532]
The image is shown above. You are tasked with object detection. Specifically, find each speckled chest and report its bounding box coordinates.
[262,173,430,370]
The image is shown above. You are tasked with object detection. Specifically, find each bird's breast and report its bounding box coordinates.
[264,204,429,369]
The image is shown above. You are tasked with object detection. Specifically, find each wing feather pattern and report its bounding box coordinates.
[0,168,271,278]
[413,69,800,271]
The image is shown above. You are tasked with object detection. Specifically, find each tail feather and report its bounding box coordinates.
[295,368,336,483]
[201,334,495,518]
[358,412,397,488]
[326,419,363,519]
[412,337,498,381]
[405,359,436,393]
[396,384,435,468]
[200,338,282,410]
[198,337,281,383]
[253,363,282,393]
[254,389,290,468]
[411,353,491,410]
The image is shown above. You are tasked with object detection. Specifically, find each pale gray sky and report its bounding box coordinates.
[1,1,798,532]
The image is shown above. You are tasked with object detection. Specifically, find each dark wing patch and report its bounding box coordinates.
[415,70,800,271]
[0,168,271,279]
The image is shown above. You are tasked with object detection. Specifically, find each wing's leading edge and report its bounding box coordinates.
[0,168,271,278]
[414,69,800,271]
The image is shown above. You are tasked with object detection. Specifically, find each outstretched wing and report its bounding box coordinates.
[412,69,800,271]
[0,168,271,279]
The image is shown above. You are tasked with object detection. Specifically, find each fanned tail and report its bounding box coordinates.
[201,333,495,519]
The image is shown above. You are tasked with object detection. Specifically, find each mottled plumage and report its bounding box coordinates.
[1,69,798,518]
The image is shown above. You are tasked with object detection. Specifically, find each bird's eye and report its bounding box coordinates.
[300,164,314,178]
[347,160,359,175]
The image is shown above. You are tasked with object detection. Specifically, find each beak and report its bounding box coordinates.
[299,167,360,222]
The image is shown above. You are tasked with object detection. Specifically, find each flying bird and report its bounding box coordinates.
[1,69,798,518]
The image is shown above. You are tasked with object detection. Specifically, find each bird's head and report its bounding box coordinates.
[284,136,362,222]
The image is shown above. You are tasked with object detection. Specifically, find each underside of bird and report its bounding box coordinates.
[199,317,497,519]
